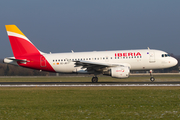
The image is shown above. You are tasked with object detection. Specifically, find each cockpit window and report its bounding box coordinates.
[162,54,170,57]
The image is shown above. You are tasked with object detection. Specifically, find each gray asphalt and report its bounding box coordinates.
[0,81,180,85]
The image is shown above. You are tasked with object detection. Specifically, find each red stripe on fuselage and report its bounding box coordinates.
[17,55,55,72]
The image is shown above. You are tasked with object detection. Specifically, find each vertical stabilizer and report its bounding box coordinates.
[5,25,40,58]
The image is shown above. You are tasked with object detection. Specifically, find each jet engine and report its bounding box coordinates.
[103,66,130,78]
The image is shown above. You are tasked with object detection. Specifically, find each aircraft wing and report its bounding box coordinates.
[74,60,124,73]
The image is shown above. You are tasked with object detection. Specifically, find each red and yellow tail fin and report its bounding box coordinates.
[5,25,40,58]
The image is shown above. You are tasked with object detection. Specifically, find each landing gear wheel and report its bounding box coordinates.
[149,70,155,82]
[150,77,155,82]
[92,77,98,83]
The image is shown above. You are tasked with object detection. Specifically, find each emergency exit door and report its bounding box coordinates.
[149,52,155,63]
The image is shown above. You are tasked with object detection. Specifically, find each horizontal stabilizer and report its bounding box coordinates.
[5,57,28,62]
[3,57,28,65]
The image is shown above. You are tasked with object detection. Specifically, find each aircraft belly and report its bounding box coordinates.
[52,63,75,73]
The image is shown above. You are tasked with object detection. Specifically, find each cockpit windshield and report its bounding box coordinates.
[162,54,170,57]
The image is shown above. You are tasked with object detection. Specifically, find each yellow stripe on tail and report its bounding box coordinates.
[5,25,26,37]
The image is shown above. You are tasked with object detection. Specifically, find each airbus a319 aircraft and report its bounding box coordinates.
[4,25,178,82]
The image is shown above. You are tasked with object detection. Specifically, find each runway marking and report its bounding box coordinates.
[1,84,180,87]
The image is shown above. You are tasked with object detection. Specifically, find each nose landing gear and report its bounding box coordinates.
[150,70,155,82]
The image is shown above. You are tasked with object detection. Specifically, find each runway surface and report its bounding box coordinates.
[1,81,180,87]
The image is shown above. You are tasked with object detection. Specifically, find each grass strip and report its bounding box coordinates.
[0,87,179,119]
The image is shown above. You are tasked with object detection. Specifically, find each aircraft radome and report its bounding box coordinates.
[4,25,178,82]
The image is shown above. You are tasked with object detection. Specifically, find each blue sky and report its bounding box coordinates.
[0,0,180,58]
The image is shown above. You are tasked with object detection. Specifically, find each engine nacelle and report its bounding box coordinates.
[103,66,130,78]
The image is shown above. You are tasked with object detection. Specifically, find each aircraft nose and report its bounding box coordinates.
[171,58,178,66]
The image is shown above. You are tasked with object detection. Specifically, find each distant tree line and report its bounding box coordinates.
[0,55,179,76]
[0,59,52,76]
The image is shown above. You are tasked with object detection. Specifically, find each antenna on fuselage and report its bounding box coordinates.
[147,47,150,50]
[71,50,74,53]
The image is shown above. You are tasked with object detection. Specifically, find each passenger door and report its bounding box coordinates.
[149,52,155,63]
[40,56,46,67]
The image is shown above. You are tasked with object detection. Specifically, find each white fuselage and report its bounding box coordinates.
[43,49,177,73]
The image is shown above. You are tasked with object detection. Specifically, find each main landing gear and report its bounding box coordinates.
[91,71,156,83]
[149,70,155,82]
[92,76,98,83]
